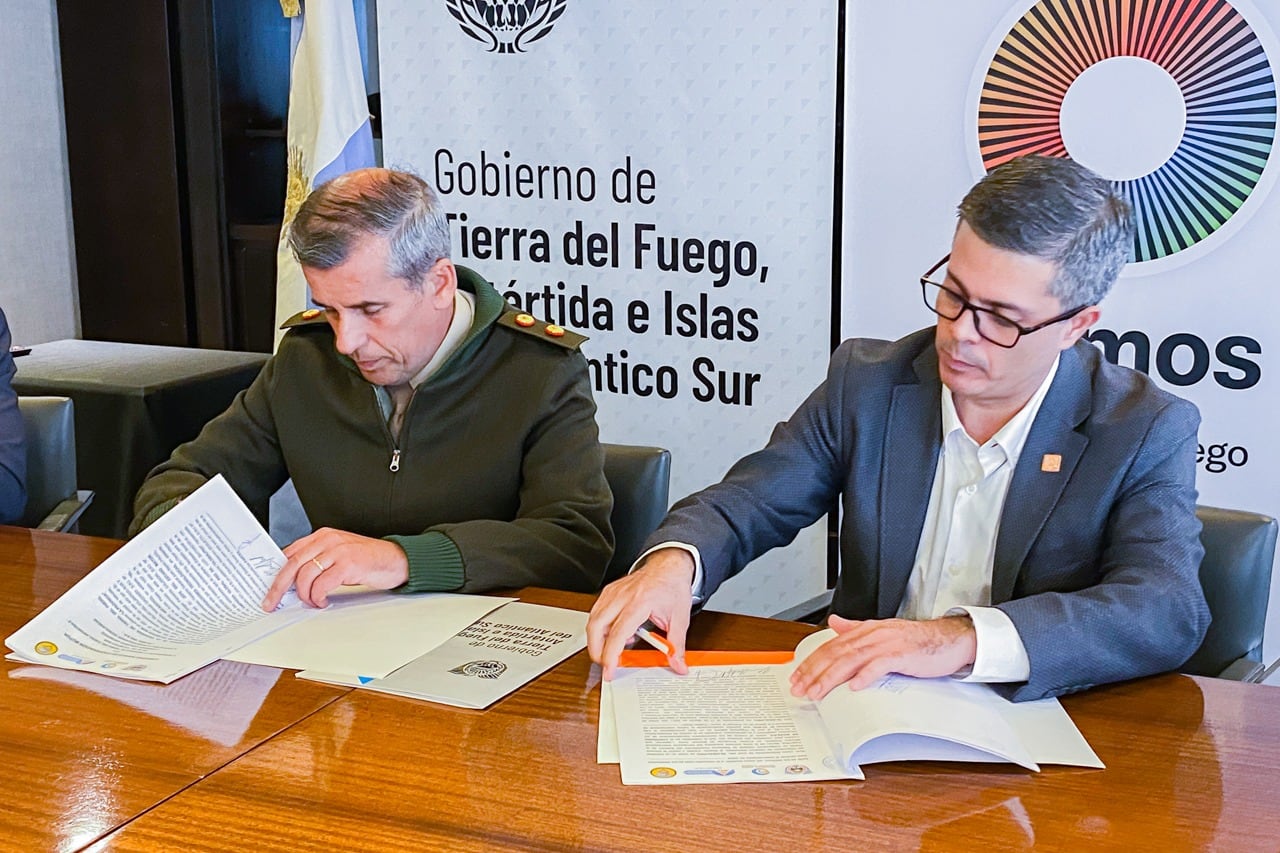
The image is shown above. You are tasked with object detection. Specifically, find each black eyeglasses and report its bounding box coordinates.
[919,254,1089,349]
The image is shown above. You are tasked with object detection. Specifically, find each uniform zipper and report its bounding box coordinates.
[373,386,404,474]
[385,386,419,473]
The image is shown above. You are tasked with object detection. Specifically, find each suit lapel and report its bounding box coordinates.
[877,345,943,618]
[991,345,1092,603]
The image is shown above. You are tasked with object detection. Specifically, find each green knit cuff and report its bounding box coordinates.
[385,531,465,592]
[135,497,182,535]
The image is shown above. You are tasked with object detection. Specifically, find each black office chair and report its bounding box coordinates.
[1180,505,1278,681]
[17,396,94,532]
[601,443,671,587]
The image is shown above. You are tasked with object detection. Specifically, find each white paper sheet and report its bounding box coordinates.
[598,680,619,763]
[228,593,514,679]
[5,477,308,683]
[796,630,1100,771]
[294,670,369,687]
[1002,695,1105,769]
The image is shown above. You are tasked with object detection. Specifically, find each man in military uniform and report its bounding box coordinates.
[131,168,613,608]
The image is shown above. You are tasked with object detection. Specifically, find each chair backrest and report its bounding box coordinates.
[17,396,78,528]
[1180,505,1278,677]
[601,443,671,587]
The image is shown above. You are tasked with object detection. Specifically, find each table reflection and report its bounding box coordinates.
[8,661,282,747]
[844,676,1221,849]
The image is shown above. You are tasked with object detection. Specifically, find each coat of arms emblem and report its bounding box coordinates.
[445,1,568,54]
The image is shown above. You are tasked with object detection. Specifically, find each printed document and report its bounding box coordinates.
[604,629,1102,785]
[5,477,305,683]
[226,592,512,679]
[6,476,514,685]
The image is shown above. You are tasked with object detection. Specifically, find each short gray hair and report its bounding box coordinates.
[958,155,1134,307]
[288,168,451,289]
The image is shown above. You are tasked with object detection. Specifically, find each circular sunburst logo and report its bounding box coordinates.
[968,0,1278,274]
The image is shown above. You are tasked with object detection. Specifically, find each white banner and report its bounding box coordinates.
[379,1,839,615]
[844,0,1280,660]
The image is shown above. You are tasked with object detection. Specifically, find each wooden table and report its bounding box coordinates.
[0,527,345,852]
[5,527,1280,850]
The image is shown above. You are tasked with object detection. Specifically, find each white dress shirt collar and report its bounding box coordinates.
[940,353,1061,464]
[407,288,475,389]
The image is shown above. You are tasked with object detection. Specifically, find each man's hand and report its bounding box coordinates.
[789,614,977,700]
[261,527,410,611]
[586,548,696,681]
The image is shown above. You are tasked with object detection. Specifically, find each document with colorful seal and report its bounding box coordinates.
[601,629,1103,785]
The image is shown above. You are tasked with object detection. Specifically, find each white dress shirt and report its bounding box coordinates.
[637,355,1061,685]
[375,289,475,432]
[900,355,1060,682]
[410,288,475,386]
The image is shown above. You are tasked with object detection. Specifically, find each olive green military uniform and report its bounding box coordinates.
[130,267,613,593]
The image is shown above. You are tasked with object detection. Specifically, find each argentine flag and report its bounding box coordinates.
[275,0,376,347]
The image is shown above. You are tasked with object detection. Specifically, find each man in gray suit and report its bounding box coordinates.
[587,155,1209,702]
[0,306,25,524]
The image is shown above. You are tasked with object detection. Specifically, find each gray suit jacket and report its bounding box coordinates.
[647,328,1209,701]
[0,307,25,524]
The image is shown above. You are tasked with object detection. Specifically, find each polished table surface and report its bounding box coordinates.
[13,339,267,538]
[0,527,345,852]
[4,527,1279,851]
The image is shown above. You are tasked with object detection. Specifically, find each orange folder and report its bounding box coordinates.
[618,649,794,667]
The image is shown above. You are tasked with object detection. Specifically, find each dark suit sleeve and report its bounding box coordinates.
[0,309,26,524]
[996,397,1209,701]
[641,345,852,597]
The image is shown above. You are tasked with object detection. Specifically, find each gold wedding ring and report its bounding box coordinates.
[311,557,326,573]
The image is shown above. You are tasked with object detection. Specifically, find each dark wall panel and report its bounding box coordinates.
[57,0,192,346]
